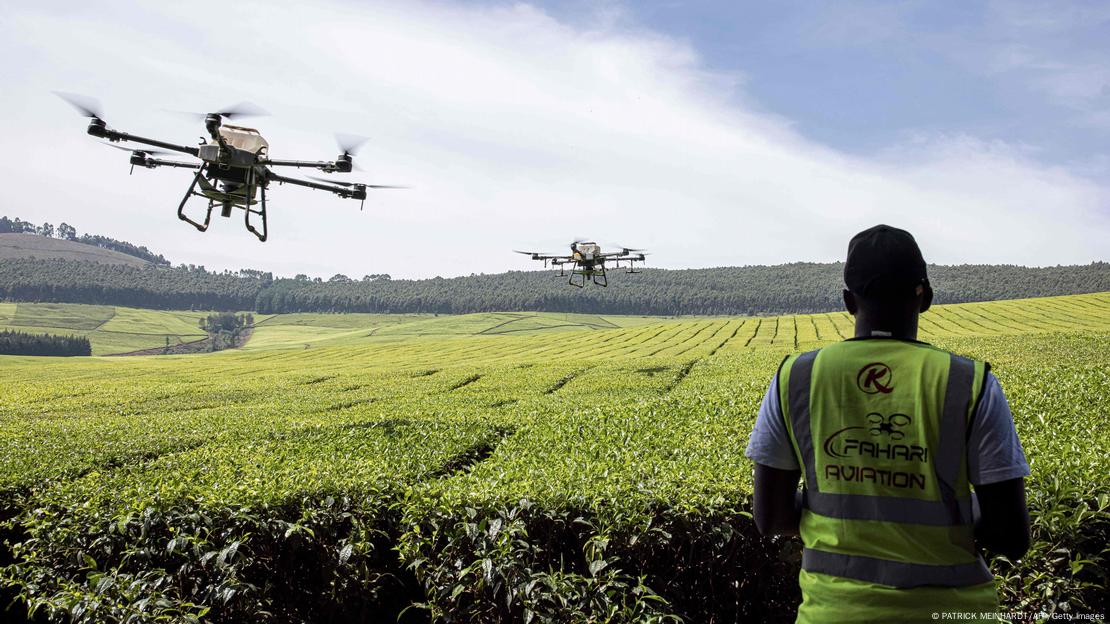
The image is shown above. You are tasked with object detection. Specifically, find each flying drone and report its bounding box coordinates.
[514,241,647,287]
[56,92,404,242]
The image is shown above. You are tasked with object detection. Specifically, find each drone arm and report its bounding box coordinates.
[269,171,345,193]
[603,252,646,262]
[88,122,200,157]
[609,256,646,273]
[268,171,365,203]
[145,158,202,170]
[264,158,345,172]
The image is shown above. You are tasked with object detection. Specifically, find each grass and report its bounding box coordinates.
[9,303,116,330]
[0,302,16,325]
[0,292,1107,622]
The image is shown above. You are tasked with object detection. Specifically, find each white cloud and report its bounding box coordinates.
[963,1,1110,128]
[0,0,1105,278]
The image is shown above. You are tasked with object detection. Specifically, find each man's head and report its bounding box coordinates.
[842,224,932,322]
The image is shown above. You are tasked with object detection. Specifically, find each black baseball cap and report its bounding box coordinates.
[844,225,928,297]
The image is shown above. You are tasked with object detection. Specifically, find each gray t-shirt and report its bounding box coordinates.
[745,371,1030,486]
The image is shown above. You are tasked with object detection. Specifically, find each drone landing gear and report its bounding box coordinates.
[245,180,268,242]
[569,267,607,288]
[176,166,268,242]
[177,169,212,232]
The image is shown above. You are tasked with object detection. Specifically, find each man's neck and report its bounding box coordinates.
[853,315,919,341]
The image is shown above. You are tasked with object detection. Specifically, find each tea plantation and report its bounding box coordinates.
[1,293,1107,623]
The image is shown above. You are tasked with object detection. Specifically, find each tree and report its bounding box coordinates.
[39,222,55,238]
[4,217,35,233]
[57,223,78,240]
[198,312,254,352]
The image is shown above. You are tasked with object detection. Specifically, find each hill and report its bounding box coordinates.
[5,214,1109,316]
[1,255,1108,316]
[0,233,150,267]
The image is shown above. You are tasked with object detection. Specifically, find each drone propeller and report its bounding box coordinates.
[332,133,367,171]
[217,102,269,119]
[513,250,546,256]
[55,91,106,122]
[175,102,270,121]
[335,133,369,157]
[613,243,648,253]
[305,175,406,189]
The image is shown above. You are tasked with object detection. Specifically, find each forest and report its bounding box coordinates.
[1,256,1108,316]
[0,329,91,356]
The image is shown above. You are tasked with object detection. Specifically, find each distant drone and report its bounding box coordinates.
[515,241,647,287]
[56,92,404,242]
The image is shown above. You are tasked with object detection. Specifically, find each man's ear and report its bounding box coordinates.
[843,289,858,315]
[919,283,933,313]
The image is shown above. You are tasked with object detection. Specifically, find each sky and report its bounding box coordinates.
[0,0,1107,279]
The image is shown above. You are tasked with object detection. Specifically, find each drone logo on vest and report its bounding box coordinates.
[868,412,910,439]
[857,362,893,394]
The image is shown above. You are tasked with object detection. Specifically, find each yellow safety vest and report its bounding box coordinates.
[778,339,999,623]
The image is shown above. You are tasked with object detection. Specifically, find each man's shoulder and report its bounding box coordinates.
[776,349,819,381]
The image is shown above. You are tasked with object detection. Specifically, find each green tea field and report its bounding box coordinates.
[1,293,1108,623]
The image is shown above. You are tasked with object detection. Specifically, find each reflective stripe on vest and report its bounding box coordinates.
[802,549,993,588]
[785,344,994,588]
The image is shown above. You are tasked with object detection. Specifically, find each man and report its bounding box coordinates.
[745,225,1031,623]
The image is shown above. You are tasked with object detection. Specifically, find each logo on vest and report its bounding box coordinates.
[856,362,893,394]
[821,412,928,490]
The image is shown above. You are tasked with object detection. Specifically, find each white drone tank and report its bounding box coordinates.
[216,125,269,156]
[576,243,601,259]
